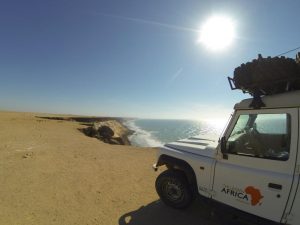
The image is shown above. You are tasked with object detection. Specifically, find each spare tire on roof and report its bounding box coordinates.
[232,54,300,96]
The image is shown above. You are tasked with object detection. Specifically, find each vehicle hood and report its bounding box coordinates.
[164,134,219,158]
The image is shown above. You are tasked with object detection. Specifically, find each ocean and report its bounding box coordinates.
[123,119,226,147]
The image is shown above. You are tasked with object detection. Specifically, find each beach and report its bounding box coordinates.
[0,111,245,225]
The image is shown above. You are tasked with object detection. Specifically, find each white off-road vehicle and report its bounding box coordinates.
[153,89,300,224]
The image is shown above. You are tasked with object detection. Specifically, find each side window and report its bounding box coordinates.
[227,113,290,161]
[255,114,287,134]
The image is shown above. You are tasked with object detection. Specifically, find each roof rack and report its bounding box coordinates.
[228,76,300,94]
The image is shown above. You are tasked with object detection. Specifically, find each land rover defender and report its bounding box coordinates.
[153,55,300,225]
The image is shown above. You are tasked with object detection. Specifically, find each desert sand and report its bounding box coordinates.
[0,111,249,225]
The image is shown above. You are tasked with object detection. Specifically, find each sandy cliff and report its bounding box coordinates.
[0,111,240,225]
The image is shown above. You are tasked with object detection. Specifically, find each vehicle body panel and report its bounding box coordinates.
[165,134,218,159]
[282,109,300,225]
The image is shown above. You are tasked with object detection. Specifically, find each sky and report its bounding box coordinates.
[0,0,300,120]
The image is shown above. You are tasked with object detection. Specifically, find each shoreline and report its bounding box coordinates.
[122,119,164,147]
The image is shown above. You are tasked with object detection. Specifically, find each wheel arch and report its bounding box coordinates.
[156,154,198,193]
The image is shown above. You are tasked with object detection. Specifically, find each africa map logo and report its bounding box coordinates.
[245,186,264,206]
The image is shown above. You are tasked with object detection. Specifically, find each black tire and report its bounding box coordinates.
[233,55,300,95]
[155,169,194,209]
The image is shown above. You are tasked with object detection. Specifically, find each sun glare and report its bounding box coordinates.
[198,15,235,51]
[203,118,228,132]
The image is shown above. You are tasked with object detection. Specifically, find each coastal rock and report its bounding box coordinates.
[83,120,132,145]
[98,126,114,139]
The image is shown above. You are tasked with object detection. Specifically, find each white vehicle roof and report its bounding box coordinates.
[234,90,300,110]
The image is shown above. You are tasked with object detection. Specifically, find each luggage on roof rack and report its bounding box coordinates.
[228,54,300,96]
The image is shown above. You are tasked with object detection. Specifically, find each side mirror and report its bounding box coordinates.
[220,136,228,159]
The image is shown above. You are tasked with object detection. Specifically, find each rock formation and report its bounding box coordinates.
[83,120,132,145]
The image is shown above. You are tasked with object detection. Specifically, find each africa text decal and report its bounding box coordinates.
[221,185,263,206]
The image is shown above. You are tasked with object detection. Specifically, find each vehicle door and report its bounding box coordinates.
[212,108,298,223]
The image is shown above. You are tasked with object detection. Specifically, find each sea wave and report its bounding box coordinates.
[123,120,163,147]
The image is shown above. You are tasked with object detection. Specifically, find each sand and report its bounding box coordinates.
[0,111,248,225]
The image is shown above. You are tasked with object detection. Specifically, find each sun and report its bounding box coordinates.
[198,15,235,51]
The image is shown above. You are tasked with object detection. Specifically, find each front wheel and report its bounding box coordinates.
[155,169,194,209]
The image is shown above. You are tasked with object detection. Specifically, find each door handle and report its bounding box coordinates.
[268,183,282,190]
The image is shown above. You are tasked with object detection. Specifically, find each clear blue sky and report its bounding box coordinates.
[1,0,300,120]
